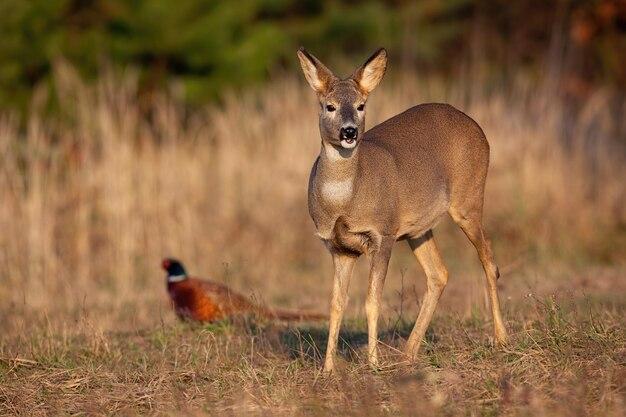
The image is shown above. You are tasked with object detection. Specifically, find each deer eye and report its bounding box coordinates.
[325,104,336,112]
[357,104,365,111]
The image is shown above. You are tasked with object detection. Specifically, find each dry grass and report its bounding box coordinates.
[0,65,624,415]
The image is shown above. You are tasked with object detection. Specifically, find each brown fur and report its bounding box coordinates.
[297,47,508,373]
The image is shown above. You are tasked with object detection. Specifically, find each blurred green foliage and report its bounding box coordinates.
[0,0,624,111]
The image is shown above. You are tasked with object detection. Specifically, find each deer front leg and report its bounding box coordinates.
[323,253,357,374]
[365,237,394,369]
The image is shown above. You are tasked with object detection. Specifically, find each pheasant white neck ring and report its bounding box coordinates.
[167,274,187,283]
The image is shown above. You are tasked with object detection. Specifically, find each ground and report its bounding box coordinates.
[2,261,624,416]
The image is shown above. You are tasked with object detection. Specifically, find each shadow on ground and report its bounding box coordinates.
[277,320,438,362]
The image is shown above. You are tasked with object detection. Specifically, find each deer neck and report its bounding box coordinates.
[316,142,359,206]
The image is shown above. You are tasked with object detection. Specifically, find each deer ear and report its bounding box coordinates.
[297,47,336,94]
[352,48,387,94]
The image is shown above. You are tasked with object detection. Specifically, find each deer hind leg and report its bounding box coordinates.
[405,230,449,361]
[449,205,508,345]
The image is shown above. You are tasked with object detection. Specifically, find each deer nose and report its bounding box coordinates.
[340,126,357,139]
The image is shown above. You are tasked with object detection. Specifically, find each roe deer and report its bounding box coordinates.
[297,47,508,373]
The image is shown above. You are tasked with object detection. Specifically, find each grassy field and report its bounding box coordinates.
[0,66,624,415]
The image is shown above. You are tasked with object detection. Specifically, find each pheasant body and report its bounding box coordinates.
[168,278,256,322]
[162,258,326,323]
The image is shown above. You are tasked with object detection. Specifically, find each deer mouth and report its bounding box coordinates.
[340,138,357,149]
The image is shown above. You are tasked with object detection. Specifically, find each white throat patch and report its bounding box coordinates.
[320,143,356,205]
[167,274,187,283]
[321,179,353,205]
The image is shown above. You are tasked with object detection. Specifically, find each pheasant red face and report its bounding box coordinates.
[161,258,172,270]
[162,258,188,281]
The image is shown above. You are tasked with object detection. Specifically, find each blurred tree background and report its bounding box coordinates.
[0,0,624,112]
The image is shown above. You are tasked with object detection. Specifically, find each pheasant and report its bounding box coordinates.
[162,258,327,323]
